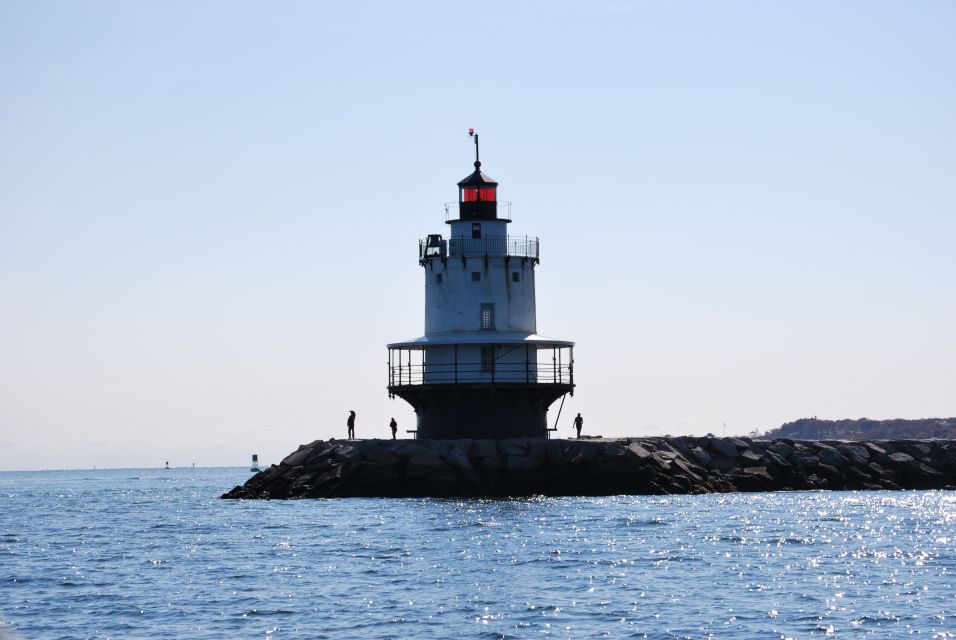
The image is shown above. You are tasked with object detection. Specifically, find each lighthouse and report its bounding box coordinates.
[386,132,575,439]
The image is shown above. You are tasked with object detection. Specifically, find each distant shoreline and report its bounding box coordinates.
[7,417,954,474]
[0,466,248,474]
[762,417,956,440]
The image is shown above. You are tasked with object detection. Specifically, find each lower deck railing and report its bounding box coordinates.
[387,346,574,387]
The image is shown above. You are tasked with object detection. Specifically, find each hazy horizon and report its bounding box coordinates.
[2,1,954,471]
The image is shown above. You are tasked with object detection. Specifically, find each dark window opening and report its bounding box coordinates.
[512,271,520,283]
[480,303,495,330]
[436,273,442,284]
[481,346,495,373]
[471,271,481,282]
[472,223,481,239]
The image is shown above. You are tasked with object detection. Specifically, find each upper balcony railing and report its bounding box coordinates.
[419,234,539,265]
[444,201,512,222]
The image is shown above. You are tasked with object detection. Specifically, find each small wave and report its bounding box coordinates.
[234,608,297,617]
[793,614,825,622]
[718,535,747,542]
[779,537,814,544]
[851,614,902,625]
[626,518,669,526]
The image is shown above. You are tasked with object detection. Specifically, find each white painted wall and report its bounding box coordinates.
[424,217,539,335]
[447,219,508,239]
[423,257,537,334]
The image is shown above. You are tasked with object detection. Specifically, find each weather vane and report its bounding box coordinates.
[468,128,480,167]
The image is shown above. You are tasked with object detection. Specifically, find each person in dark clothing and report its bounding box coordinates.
[347,410,356,439]
[573,412,583,439]
[389,417,398,440]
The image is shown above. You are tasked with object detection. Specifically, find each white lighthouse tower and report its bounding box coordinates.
[387,132,575,439]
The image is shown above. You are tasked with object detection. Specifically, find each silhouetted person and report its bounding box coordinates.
[347,410,356,439]
[389,417,398,440]
[573,413,583,439]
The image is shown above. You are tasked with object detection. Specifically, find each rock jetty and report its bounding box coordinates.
[221,437,956,499]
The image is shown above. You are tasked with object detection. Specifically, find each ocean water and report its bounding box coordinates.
[0,468,953,639]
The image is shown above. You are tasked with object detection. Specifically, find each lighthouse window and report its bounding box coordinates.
[480,303,495,330]
[481,346,495,373]
[435,273,443,284]
[512,271,520,283]
[471,271,481,282]
[461,187,496,202]
[472,223,481,239]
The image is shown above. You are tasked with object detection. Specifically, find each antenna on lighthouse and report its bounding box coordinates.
[468,128,480,168]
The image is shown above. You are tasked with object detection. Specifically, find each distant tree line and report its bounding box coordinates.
[759,417,956,440]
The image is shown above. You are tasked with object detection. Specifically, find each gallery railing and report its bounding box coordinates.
[419,234,539,264]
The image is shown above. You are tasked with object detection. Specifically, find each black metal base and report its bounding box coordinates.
[388,383,572,440]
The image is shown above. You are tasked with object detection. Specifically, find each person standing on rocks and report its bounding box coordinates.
[573,412,584,439]
[347,410,356,439]
[389,417,398,440]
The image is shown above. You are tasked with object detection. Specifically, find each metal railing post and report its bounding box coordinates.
[569,346,574,386]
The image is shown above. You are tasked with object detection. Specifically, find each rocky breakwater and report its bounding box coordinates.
[222,437,956,499]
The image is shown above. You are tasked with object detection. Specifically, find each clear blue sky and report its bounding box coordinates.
[2,1,954,470]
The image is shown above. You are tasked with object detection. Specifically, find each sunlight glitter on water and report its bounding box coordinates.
[0,469,954,638]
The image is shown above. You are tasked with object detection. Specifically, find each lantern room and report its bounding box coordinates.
[456,167,499,221]
[460,184,496,203]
